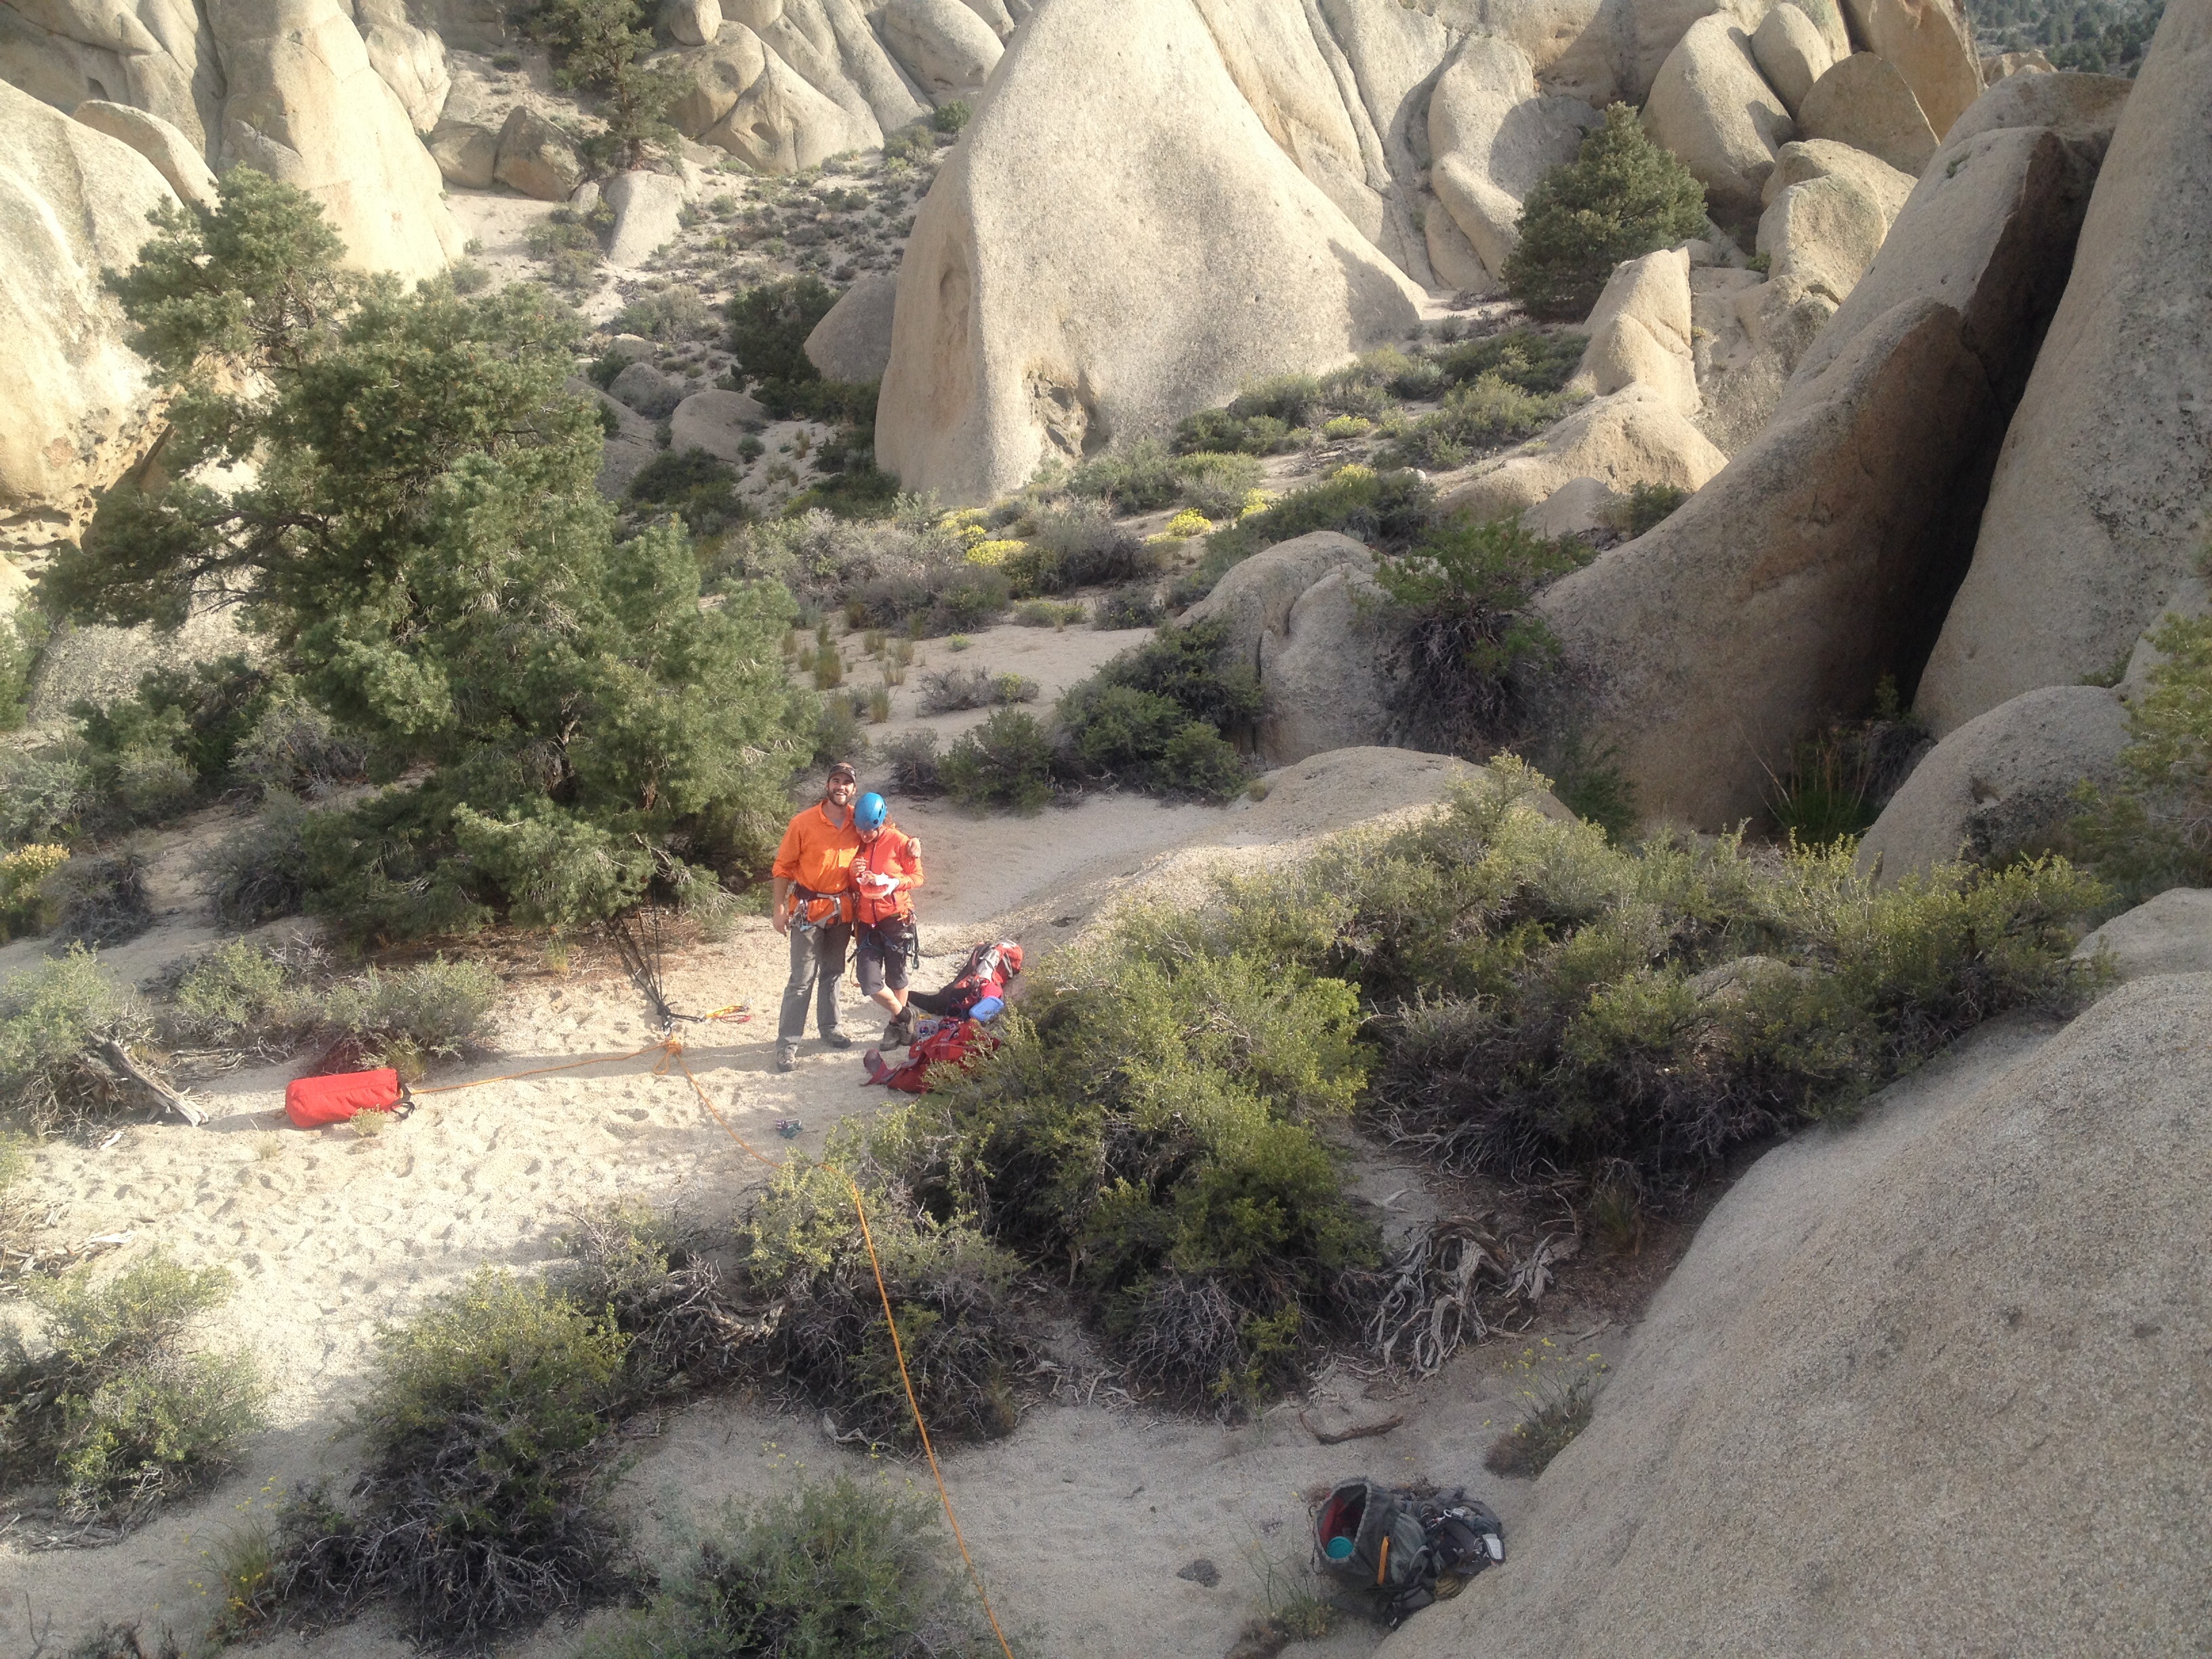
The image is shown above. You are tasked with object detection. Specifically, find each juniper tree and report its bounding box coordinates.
[49,171,805,939]
[1503,103,1711,320]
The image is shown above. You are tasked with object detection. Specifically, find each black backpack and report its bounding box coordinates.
[1315,1479,1504,1624]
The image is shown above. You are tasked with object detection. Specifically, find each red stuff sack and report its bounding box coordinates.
[285,1067,405,1128]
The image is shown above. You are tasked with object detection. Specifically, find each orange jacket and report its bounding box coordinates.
[851,824,923,924]
[773,803,860,924]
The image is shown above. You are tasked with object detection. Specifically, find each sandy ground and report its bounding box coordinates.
[0,724,1627,1658]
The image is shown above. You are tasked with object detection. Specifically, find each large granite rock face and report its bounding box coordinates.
[1797,51,1939,174]
[1640,13,1793,225]
[2076,888,2212,982]
[1378,970,2212,1658]
[0,0,226,157]
[0,79,173,564]
[1571,247,1698,412]
[879,0,1002,93]
[1538,96,2108,827]
[1426,35,1595,283]
[71,98,218,209]
[875,0,1423,504]
[1839,0,1983,138]
[207,0,460,279]
[803,270,897,382]
[1916,30,2203,733]
[1856,682,2127,882]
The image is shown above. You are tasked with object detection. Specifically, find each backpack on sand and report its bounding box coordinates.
[862,1018,999,1094]
[1315,1479,1504,1624]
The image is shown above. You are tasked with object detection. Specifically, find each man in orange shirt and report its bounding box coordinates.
[771,760,863,1071]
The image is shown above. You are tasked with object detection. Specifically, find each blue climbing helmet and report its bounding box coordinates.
[855,791,888,832]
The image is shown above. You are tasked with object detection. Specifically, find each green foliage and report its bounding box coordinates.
[1971,0,2165,74]
[583,1477,1003,1659]
[0,843,66,940]
[1225,763,2108,1186]
[2070,605,2212,898]
[0,609,51,732]
[1006,503,1158,595]
[1504,104,1711,318]
[930,99,973,136]
[726,276,840,389]
[1765,699,1931,851]
[0,948,147,1134]
[1172,451,1266,520]
[1429,328,1589,398]
[166,937,321,1052]
[940,709,1055,813]
[44,846,155,949]
[1372,515,1594,752]
[895,914,1376,1406]
[1378,374,1586,470]
[1169,356,1439,457]
[1055,618,1262,800]
[1625,480,1689,537]
[1066,438,1183,512]
[0,747,92,846]
[59,655,275,834]
[1483,1364,1601,1479]
[54,173,806,941]
[527,0,682,170]
[1094,582,1165,631]
[205,795,320,924]
[629,447,752,537]
[0,1252,264,1523]
[526,214,604,292]
[226,686,369,800]
[1198,466,1434,586]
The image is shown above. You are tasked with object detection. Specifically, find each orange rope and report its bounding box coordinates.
[404,1032,1017,1659]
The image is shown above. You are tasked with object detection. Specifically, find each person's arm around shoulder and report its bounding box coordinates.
[769,809,808,935]
[896,827,924,890]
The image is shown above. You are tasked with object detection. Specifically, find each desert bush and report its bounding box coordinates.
[228,691,369,800]
[880,729,943,798]
[318,960,501,1076]
[1223,763,2108,1187]
[1056,620,1260,800]
[727,275,839,390]
[1504,104,1711,319]
[1380,375,1586,471]
[895,915,1376,1407]
[939,709,1055,813]
[43,846,155,949]
[0,747,93,845]
[616,284,711,342]
[1483,1361,1601,1479]
[1010,503,1159,594]
[1094,582,1164,631]
[560,1200,745,1392]
[164,937,326,1056]
[270,1271,632,1647]
[0,610,51,733]
[1197,466,1433,588]
[1373,515,1594,753]
[1173,451,1266,520]
[1067,438,1183,512]
[0,949,154,1133]
[1624,480,1690,537]
[205,795,320,924]
[916,667,1039,715]
[54,174,806,943]
[931,98,973,134]
[1766,691,1930,849]
[584,1476,1003,1659]
[1010,598,1087,628]
[527,0,681,171]
[2070,598,2212,901]
[0,1252,264,1524]
[0,842,66,940]
[628,447,750,537]
[1174,375,1324,454]
[1430,327,1588,398]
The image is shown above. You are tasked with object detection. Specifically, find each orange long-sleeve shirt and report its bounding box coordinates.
[773,803,860,923]
[851,824,923,924]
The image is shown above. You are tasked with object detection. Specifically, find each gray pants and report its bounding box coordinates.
[778,921,851,1045]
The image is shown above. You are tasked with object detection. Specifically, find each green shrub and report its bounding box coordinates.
[1483,1364,1601,1479]
[1173,451,1265,520]
[1010,503,1159,594]
[1055,620,1260,801]
[1372,515,1594,753]
[43,846,155,949]
[1766,694,1930,851]
[227,689,369,800]
[930,98,973,134]
[319,959,501,1076]
[1066,438,1183,511]
[1174,375,1323,454]
[0,842,66,940]
[1380,375,1586,470]
[1429,327,1589,397]
[727,276,840,388]
[916,666,1040,715]
[1624,481,1690,537]
[2070,600,2212,900]
[0,609,50,733]
[1504,104,1711,319]
[880,729,943,797]
[205,795,319,924]
[0,1252,264,1524]
[584,1476,1003,1659]
[528,0,682,171]
[617,284,711,342]
[1198,467,1433,586]
[1094,582,1165,631]
[281,1271,632,1646]
[628,446,751,537]
[0,747,92,845]
[896,918,1375,1406]
[0,948,152,1134]
[940,709,1055,813]
[524,213,604,291]
[1010,598,1087,628]
[165,937,325,1054]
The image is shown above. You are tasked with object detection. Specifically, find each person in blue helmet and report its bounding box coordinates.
[847,790,926,1047]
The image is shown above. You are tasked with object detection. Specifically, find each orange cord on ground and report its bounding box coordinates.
[399,1033,1017,1659]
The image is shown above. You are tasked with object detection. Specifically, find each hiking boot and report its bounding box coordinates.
[881,1014,913,1048]
[775,1043,799,1073]
[821,1030,855,1050]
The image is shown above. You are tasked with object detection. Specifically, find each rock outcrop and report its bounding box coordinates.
[493,104,580,201]
[1538,93,2108,826]
[1640,14,1793,225]
[1915,24,2203,733]
[1181,530,1397,764]
[426,116,496,188]
[879,0,1002,94]
[0,0,225,157]
[70,98,218,209]
[2076,888,2212,982]
[354,0,449,133]
[1838,0,1982,138]
[1445,384,1726,522]
[1569,247,1698,412]
[1856,683,2126,881]
[604,168,684,266]
[1748,1,1831,114]
[1378,970,2212,1658]
[1797,52,1939,174]
[804,270,897,382]
[209,0,460,278]
[1,80,174,562]
[1426,35,1594,285]
[668,387,767,462]
[875,0,1424,504]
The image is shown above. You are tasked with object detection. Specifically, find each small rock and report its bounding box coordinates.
[1177,1558,1221,1587]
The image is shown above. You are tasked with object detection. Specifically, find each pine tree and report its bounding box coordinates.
[1504,104,1711,321]
[49,172,806,939]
